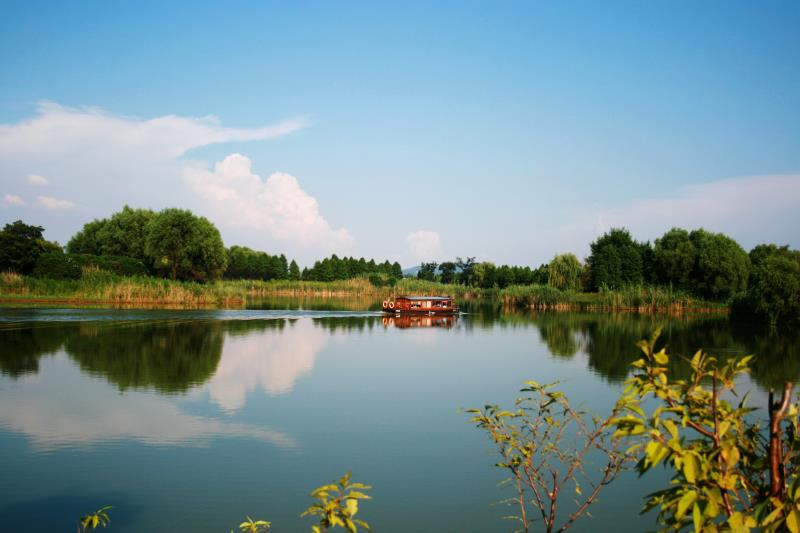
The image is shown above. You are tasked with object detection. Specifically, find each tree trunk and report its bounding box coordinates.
[769,382,793,498]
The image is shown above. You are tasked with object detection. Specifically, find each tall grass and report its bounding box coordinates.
[0,272,724,312]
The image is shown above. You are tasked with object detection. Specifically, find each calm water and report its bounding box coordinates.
[1,303,798,532]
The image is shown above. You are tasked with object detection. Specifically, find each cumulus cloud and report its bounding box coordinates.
[185,153,355,254]
[0,102,309,245]
[26,174,48,186]
[406,230,442,263]
[36,195,74,210]
[1,194,25,207]
[541,174,800,262]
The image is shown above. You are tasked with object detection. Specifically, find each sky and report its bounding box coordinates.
[1,1,799,267]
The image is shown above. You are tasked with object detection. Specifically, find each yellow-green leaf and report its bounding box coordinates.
[693,502,703,532]
[683,453,699,484]
[677,490,697,519]
[787,509,800,533]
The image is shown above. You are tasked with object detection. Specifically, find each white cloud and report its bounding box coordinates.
[1,194,25,207]
[185,153,355,255]
[26,174,48,186]
[0,101,307,160]
[0,102,309,245]
[406,230,442,263]
[541,174,800,262]
[36,195,74,210]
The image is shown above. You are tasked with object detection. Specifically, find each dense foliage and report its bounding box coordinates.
[67,206,155,265]
[652,228,751,300]
[587,228,648,290]
[225,245,289,281]
[0,220,61,274]
[417,259,547,288]
[144,208,227,281]
[32,252,148,279]
[302,254,402,282]
[734,245,800,325]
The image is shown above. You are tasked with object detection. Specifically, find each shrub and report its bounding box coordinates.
[32,253,147,279]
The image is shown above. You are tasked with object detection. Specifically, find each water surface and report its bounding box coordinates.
[0,305,797,532]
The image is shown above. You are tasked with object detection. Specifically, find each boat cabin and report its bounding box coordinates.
[382,295,458,315]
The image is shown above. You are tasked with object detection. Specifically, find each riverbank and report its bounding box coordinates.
[0,272,726,312]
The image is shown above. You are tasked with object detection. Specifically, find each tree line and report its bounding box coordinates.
[417,227,798,325]
[0,205,404,284]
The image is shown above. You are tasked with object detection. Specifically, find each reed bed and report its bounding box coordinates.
[0,272,725,312]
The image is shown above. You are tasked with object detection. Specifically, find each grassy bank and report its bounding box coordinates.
[0,271,725,312]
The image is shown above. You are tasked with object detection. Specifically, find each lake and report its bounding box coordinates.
[1,303,797,532]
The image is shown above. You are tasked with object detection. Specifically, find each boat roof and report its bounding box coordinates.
[396,295,452,301]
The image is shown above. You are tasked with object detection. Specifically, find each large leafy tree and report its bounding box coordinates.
[587,228,647,290]
[653,228,696,290]
[66,206,155,263]
[742,244,800,325]
[689,229,749,301]
[0,220,61,274]
[66,218,107,255]
[144,208,227,281]
[95,206,155,260]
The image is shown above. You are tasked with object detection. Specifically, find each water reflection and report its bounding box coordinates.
[66,321,225,393]
[207,319,327,411]
[381,315,458,329]
[0,354,298,451]
[1,311,798,394]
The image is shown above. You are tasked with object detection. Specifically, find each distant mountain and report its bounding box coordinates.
[402,265,421,277]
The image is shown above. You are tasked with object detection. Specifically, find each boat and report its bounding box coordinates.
[381,314,458,329]
[381,295,459,315]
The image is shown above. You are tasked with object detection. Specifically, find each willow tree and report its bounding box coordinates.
[547,253,584,291]
[144,208,227,281]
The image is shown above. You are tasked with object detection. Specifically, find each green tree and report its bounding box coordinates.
[654,228,696,291]
[391,261,402,279]
[95,205,155,261]
[144,208,227,281]
[587,228,646,290]
[456,256,477,286]
[472,261,496,288]
[417,262,438,281]
[438,262,456,283]
[739,244,800,325]
[66,218,107,255]
[0,220,61,274]
[289,259,301,280]
[689,229,750,301]
[547,253,583,291]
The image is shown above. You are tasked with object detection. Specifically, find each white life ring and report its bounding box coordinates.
[382,301,388,309]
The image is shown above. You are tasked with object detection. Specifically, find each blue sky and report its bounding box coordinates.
[1,1,799,266]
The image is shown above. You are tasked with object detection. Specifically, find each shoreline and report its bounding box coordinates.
[0,273,728,313]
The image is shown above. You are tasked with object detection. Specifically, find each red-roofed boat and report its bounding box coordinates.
[381,295,459,315]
